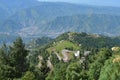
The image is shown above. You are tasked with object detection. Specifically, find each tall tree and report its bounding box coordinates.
[0,44,14,80]
[9,37,29,78]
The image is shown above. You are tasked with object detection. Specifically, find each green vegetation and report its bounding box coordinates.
[47,40,80,53]
[1,1,120,80]
[1,32,120,80]
[0,37,28,79]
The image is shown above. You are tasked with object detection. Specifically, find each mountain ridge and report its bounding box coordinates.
[0,1,120,43]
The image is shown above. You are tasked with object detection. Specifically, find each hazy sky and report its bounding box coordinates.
[37,0,120,7]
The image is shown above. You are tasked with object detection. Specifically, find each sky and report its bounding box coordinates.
[37,0,120,7]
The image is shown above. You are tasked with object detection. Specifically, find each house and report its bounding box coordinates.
[62,49,71,62]
[74,51,80,58]
[111,47,120,51]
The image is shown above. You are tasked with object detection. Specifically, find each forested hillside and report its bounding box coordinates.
[1,0,120,80]
[1,32,120,80]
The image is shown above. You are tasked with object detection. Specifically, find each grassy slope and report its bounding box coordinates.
[47,40,80,59]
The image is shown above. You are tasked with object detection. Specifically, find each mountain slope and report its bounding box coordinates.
[0,1,120,42]
[1,2,120,35]
[0,0,40,19]
[42,14,120,36]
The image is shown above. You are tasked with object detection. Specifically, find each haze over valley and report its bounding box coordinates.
[1,0,120,44]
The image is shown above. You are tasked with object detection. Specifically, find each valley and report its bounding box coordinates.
[1,1,120,44]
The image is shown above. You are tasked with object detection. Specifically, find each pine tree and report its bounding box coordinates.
[0,44,14,80]
[9,37,29,78]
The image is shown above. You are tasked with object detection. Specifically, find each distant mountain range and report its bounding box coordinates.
[0,0,120,43]
[43,14,120,36]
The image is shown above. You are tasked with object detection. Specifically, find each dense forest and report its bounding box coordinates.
[0,32,120,80]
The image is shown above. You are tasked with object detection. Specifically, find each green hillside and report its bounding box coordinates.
[1,1,120,79]
[47,40,80,53]
[1,32,120,80]
[55,32,120,49]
